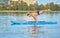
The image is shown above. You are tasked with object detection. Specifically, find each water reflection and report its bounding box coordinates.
[27,25,44,38]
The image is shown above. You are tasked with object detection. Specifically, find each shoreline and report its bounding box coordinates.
[0,10,60,13]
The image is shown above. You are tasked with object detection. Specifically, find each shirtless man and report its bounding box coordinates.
[27,10,47,21]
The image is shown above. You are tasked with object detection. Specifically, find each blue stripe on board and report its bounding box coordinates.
[11,21,57,25]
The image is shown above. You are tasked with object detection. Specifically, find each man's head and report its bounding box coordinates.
[27,13,31,17]
[27,13,30,16]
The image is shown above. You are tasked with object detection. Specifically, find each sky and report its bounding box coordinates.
[36,0,60,4]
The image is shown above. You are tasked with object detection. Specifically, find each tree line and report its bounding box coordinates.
[0,1,60,11]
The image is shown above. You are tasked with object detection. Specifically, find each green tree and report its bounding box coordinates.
[54,4,60,11]
[39,4,46,10]
[45,4,50,9]
[18,1,28,10]
[0,3,7,10]
[49,2,55,11]
[34,3,39,10]
[28,4,35,11]
[7,1,18,10]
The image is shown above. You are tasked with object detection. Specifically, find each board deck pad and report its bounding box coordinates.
[11,21,57,25]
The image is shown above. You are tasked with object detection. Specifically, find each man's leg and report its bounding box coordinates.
[32,16,37,22]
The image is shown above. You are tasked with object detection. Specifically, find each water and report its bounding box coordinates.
[0,12,60,38]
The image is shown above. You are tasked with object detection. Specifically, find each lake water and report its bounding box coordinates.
[0,12,60,38]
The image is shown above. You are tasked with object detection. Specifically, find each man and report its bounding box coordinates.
[27,10,47,21]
